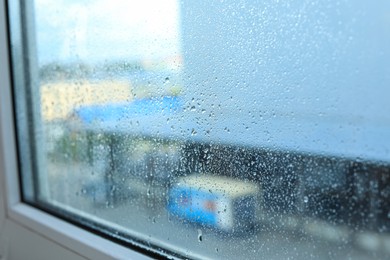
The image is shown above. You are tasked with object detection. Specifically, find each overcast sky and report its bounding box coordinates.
[34,0,182,64]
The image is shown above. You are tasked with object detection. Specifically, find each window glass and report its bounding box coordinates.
[10,0,390,259]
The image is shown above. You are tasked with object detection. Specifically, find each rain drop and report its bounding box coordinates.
[197,229,203,242]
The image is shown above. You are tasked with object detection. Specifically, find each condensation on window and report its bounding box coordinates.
[27,0,390,259]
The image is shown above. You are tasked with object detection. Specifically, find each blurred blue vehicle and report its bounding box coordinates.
[168,175,261,231]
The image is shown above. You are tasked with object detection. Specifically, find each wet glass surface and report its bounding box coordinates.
[12,0,390,259]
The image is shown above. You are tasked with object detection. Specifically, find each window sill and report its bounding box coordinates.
[5,202,152,260]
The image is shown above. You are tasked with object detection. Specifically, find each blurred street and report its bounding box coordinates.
[45,161,389,260]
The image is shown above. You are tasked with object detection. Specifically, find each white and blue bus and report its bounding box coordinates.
[168,175,261,232]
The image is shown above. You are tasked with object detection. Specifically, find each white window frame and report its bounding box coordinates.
[0,1,153,259]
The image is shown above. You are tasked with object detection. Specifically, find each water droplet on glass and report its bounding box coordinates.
[303,196,309,203]
[197,229,203,242]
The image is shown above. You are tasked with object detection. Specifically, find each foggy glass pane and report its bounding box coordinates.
[12,0,390,259]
